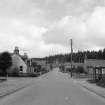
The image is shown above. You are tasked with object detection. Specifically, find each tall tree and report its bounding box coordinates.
[0,52,12,78]
[102,48,105,59]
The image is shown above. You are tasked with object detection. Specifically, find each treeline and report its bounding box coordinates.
[45,48,105,63]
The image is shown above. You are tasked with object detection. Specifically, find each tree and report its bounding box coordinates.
[0,52,12,78]
[97,50,103,59]
[102,48,105,59]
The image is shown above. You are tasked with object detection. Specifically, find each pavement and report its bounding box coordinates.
[63,72,105,99]
[72,78,105,99]
[0,77,34,98]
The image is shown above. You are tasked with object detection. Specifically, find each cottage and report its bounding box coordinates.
[8,47,27,74]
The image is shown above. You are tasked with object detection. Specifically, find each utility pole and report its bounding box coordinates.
[70,39,73,77]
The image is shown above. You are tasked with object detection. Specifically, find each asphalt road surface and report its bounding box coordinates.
[0,68,105,105]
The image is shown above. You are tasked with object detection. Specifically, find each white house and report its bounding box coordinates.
[8,47,27,74]
[11,54,27,73]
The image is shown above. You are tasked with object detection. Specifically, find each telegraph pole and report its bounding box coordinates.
[70,39,73,77]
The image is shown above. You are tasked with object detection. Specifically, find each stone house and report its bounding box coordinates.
[8,47,27,74]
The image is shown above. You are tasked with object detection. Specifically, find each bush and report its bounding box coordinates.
[28,73,40,77]
[0,52,12,77]
[41,68,48,74]
[65,68,71,73]
[76,66,84,73]
[59,65,65,72]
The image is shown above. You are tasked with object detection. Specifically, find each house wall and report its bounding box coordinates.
[84,59,105,74]
[8,54,27,74]
[27,66,35,74]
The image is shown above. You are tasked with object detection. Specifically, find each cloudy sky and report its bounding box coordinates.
[0,0,105,57]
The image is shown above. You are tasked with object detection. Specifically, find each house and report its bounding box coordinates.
[64,62,84,70]
[84,59,105,80]
[31,58,46,68]
[65,62,84,68]
[84,59,105,73]
[26,58,49,74]
[8,47,27,74]
[27,59,35,74]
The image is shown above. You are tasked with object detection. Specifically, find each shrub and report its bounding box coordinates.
[66,68,71,72]
[76,66,84,73]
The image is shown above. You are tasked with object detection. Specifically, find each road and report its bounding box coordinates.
[0,68,105,105]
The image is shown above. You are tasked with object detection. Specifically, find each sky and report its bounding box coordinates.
[0,0,105,57]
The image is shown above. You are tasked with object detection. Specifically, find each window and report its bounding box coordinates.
[20,66,23,72]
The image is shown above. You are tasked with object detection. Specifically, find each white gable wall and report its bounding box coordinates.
[11,54,27,73]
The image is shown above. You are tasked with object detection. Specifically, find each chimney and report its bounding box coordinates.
[14,46,19,55]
